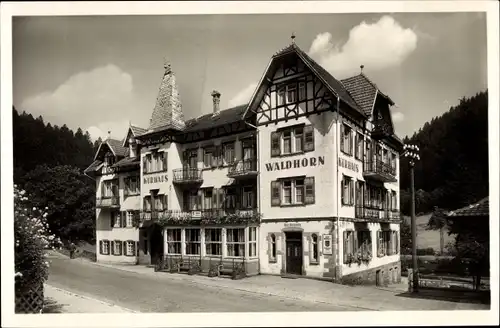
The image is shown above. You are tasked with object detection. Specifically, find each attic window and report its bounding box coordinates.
[104,152,115,166]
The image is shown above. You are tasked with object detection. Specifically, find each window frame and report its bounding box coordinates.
[101,240,110,255]
[341,175,355,206]
[249,227,257,258]
[166,228,182,255]
[226,228,245,258]
[310,233,319,264]
[269,233,277,263]
[185,228,201,255]
[205,228,222,256]
[223,142,235,165]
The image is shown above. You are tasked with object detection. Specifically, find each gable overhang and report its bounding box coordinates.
[243,47,365,122]
[123,128,134,148]
[93,141,116,161]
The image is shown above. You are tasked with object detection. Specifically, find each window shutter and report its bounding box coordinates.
[99,240,103,255]
[136,241,140,256]
[143,156,148,174]
[340,124,344,151]
[121,211,127,227]
[395,232,399,254]
[212,188,218,210]
[271,180,281,206]
[122,241,127,256]
[163,152,168,171]
[349,180,354,205]
[377,231,382,257]
[110,213,114,228]
[387,232,394,256]
[354,133,359,158]
[130,240,136,257]
[163,194,168,211]
[353,231,358,255]
[343,231,348,264]
[111,241,115,255]
[304,177,315,204]
[218,189,225,210]
[118,240,123,255]
[304,125,315,152]
[271,131,281,157]
[341,179,346,205]
[217,146,224,166]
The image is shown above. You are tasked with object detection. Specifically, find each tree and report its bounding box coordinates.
[400,220,412,255]
[22,165,96,243]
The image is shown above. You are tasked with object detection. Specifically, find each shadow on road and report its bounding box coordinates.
[42,297,64,313]
[394,288,491,306]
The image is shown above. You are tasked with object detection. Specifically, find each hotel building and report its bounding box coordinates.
[85,38,404,285]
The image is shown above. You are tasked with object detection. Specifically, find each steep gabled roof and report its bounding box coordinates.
[130,125,147,136]
[341,73,395,116]
[112,156,140,168]
[84,160,103,174]
[244,43,366,120]
[448,197,489,218]
[93,138,128,161]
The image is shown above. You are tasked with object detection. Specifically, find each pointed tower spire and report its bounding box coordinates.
[148,59,185,131]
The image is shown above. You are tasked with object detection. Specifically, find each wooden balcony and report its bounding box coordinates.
[363,159,397,183]
[140,210,198,225]
[172,168,203,186]
[371,120,392,140]
[227,159,258,179]
[96,196,120,209]
[200,208,260,225]
[101,165,117,175]
[355,206,401,222]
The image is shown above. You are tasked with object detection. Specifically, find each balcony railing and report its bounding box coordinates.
[101,165,117,175]
[96,196,120,208]
[355,206,401,222]
[371,120,392,140]
[227,159,258,179]
[139,208,260,225]
[363,159,397,183]
[172,168,203,185]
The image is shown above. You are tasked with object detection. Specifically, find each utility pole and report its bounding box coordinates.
[404,144,420,292]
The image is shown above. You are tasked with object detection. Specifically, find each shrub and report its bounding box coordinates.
[14,186,62,296]
[417,247,436,256]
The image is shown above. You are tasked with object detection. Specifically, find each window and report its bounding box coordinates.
[341,176,355,206]
[227,228,245,257]
[242,186,254,208]
[100,240,110,255]
[203,147,217,168]
[355,181,364,206]
[113,240,122,256]
[224,188,237,210]
[185,228,201,255]
[286,84,297,103]
[298,82,306,101]
[392,231,399,255]
[355,133,364,160]
[223,142,235,165]
[343,231,354,264]
[357,230,372,258]
[341,124,353,155]
[126,211,134,227]
[391,152,397,173]
[271,177,315,206]
[377,230,392,257]
[102,180,118,198]
[311,234,319,264]
[167,229,182,254]
[184,191,201,211]
[205,228,222,256]
[125,240,136,256]
[154,194,167,212]
[183,149,198,168]
[269,234,277,262]
[282,130,292,154]
[391,191,397,210]
[249,227,257,257]
[203,189,213,210]
[143,152,167,174]
[124,176,140,196]
[143,196,152,212]
[278,88,286,106]
[294,127,304,153]
[112,212,122,228]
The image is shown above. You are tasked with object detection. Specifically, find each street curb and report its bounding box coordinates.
[45,284,138,313]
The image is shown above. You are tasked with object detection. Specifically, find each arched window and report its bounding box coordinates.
[311,234,318,263]
[270,234,277,262]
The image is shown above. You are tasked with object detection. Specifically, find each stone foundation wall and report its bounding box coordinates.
[341,261,401,286]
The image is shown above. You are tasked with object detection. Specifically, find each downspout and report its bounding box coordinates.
[335,95,341,283]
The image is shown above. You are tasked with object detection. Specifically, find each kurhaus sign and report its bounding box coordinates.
[338,158,359,173]
[265,156,325,172]
[143,174,168,184]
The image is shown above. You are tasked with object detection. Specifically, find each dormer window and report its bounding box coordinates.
[104,152,115,166]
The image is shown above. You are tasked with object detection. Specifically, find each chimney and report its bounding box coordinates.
[211,90,221,116]
[360,65,364,73]
[107,131,111,140]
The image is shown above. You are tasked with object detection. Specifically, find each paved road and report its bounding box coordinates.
[47,254,355,312]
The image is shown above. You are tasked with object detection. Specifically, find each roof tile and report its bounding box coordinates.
[448,197,489,218]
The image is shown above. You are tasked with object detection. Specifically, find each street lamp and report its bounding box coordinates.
[403,143,420,292]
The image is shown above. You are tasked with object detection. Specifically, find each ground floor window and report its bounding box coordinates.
[167,229,182,254]
[249,227,257,257]
[205,228,222,256]
[269,234,277,262]
[377,230,392,257]
[310,234,319,264]
[100,240,110,255]
[227,228,245,257]
[112,240,122,255]
[186,228,201,255]
[126,240,136,256]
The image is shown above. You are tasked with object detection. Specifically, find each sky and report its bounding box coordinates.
[12,13,487,141]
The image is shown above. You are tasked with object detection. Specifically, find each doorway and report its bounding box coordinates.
[149,224,164,266]
[285,231,303,275]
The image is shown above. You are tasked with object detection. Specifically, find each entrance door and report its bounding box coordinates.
[285,232,303,275]
[149,224,164,266]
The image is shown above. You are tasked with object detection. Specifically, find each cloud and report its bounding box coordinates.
[308,16,418,78]
[20,64,138,139]
[86,120,130,141]
[228,82,258,107]
[392,111,405,123]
